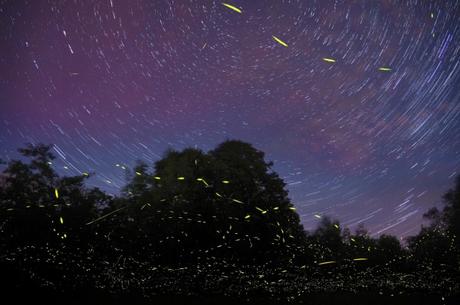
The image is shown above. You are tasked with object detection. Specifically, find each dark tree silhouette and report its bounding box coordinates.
[113,140,307,264]
[346,224,376,259]
[406,175,460,271]
[373,234,406,269]
[0,144,113,293]
[407,227,457,269]
[441,175,460,249]
[312,216,344,260]
[1,142,459,304]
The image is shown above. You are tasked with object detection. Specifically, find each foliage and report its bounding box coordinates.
[0,142,459,301]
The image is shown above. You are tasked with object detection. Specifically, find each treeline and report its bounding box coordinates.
[0,141,459,300]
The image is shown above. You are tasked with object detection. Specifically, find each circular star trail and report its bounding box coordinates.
[1,0,459,238]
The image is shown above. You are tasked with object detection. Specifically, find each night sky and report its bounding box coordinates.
[1,0,459,239]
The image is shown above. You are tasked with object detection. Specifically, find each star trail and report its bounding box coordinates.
[0,0,459,238]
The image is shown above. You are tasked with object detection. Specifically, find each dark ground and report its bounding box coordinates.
[4,287,459,305]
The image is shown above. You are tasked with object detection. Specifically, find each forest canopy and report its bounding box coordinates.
[0,141,459,302]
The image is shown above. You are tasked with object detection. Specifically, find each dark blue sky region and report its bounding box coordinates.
[1,0,459,238]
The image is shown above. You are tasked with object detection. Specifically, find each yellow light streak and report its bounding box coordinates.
[272,35,288,47]
[322,57,336,63]
[318,260,336,265]
[222,3,242,14]
[353,257,368,261]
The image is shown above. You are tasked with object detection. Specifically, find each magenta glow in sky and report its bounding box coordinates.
[1,0,459,238]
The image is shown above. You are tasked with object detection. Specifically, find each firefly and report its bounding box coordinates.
[222,3,242,14]
[272,36,288,47]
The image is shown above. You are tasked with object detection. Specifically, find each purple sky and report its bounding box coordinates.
[1,0,459,238]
